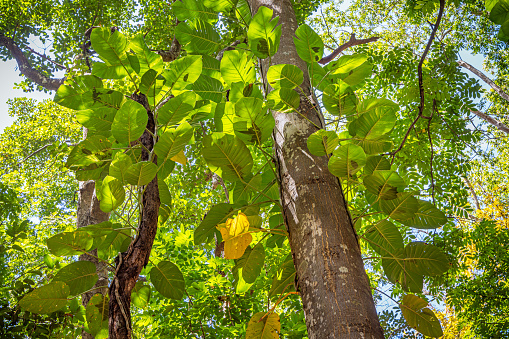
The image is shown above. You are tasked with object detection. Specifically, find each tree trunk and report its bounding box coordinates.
[77,128,111,339]
[108,93,160,339]
[247,1,384,338]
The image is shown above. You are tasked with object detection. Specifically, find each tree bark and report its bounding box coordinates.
[469,109,509,135]
[108,93,160,339]
[458,60,509,104]
[247,1,384,338]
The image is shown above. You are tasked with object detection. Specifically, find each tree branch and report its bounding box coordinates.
[157,37,182,62]
[0,33,65,91]
[458,60,509,103]
[470,108,509,134]
[318,33,380,65]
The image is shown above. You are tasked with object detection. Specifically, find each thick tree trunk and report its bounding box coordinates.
[247,1,384,338]
[108,93,160,339]
[77,128,111,339]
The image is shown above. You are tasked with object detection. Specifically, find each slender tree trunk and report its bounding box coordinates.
[77,129,110,339]
[108,93,160,339]
[247,1,384,338]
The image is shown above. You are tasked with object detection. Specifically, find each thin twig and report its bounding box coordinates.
[25,46,68,71]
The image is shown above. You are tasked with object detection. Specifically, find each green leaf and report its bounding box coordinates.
[269,254,295,298]
[158,91,196,126]
[52,261,98,296]
[230,82,264,103]
[330,54,368,74]
[401,200,448,229]
[234,97,275,145]
[130,34,164,75]
[266,88,300,113]
[336,62,372,86]
[154,122,194,171]
[66,135,112,169]
[202,55,221,79]
[86,294,109,339]
[220,50,256,85]
[247,6,282,58]
[489,0,509,24]
[76,107,117,136]
[364,155,391,175]
[380,193,419,223]
[293,24,324,63]
[202,133,253,182]
[191,74,224,103]
[307,129,339,156]
[124,161,158,186]
[328,144,366,178]
[382,248,424,293]
[47,232,93,256]
[363,220,404,256]
[90,28,133,79]
[43,254,54,268]
[54,75,103,110]
[131,281,151,308]
[162,55,202,94]
[173,0,217,23]
[175,20,220,54]
[266,64,304,89]
[354,136,393,155]
[99,176,125,213]
[364,170,406,201]
[19,282,70,314]
[203,0,234,12]
[150,261,186,300]
[246,312,281,339]
[232,174,262,203]
[215,102,236,134]
[486,0,498,11]
[403,242,450,276]
[194,203,241,244]
[349,108,396,139]
[322,82,356,116]
[97,228,131,259]
[109,152,133,184]
[111,100,148,144]
[139,69,164,98]
[400,294,444,338]
[235,243,265,283]
[236,0,252,25]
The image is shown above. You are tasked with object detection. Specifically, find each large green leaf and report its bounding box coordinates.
[322,82,357,116]
[131,281,151,308]
[490,0,509,24]
[154,122,194,171]
[97,228,131,259]
[215,102,236,134]
[175,20,220,54]
[220,50,256,85]
[403,242,450,276]
[232,174,262,203]
[330,54,368,74]
[191,74,224,103]
[90,28,133,79]
[139,69,164,99]
[336,62,372,86]
[109,152,133,184]
[150,261,186,300]
[158,91,196,126]
[76,107,117,136]
[328,144,366,178]
[247,6,282,58]
[111,100,148,144]
[47,232,94,256]
[364,155,391,174]
[269,254,295,298]
[124,161,158,186]
[202,133,253,182]
[382,248,423,293]
[400,294,444,338]
[401,200,448,229]
[130,34,164,75]
[266,64,304,89]
[52,261,98,296]
[266,88,300,113]
[307,129,339,156]
[194,203,241,244]
[86,294,109,339]
[99,176,125,212]
[202,54,221,79]
[234,97,275,145]
[349,108,397,139]
[363,170,406,201]
[162,55,202,94]
[66,135,112,169]
[19,282,70,314]
[380,192,419,223]
[54,75,103,110]
[235,243,265,284]
[236,0,252,26]
[293,24,324,63]
[246,312,281,339]
[363,220,404,256]
[173,0,217,23]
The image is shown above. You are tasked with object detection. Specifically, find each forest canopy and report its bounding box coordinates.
[0,0,508,338]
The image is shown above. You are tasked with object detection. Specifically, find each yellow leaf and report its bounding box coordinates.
[218,212,252,259]
[246,312,280,339]
[170,150,187,165]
